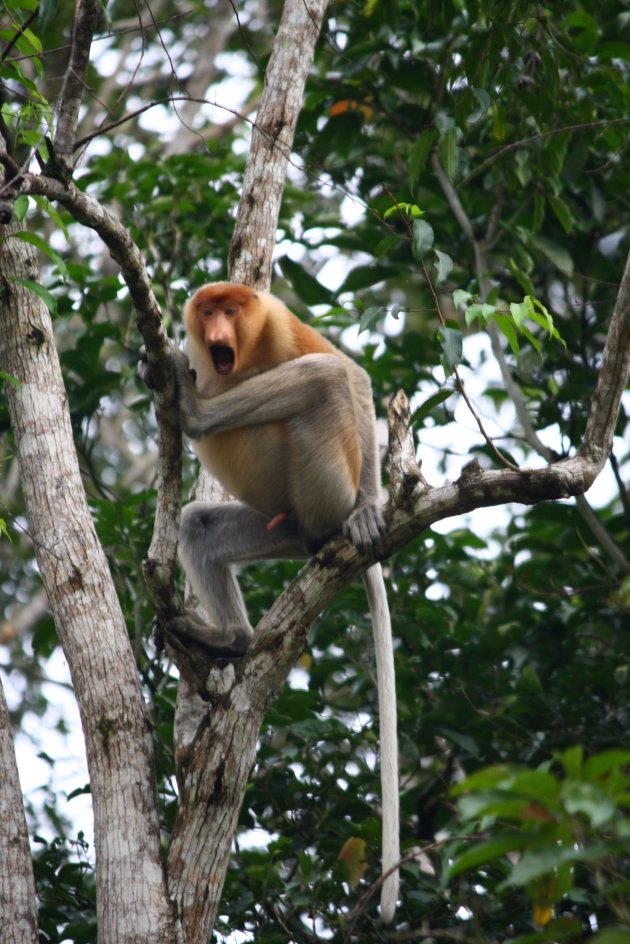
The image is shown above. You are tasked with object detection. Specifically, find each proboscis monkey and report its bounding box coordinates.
[142,282,399,922]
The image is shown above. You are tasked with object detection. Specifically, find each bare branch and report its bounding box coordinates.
[54,0,103,162]
[228,0,329,288]
[580,247,630,464]
[461,117,630,189]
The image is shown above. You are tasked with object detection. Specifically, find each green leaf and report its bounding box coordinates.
[412,219,434,259]
[452,289,472,308]
[339,264,391,293]
[494,312,520,356]
[504,843,618,888]
[383,201,423,219]
[439,128,459,180]
[558,746,583,778]
[408,129,437,192]
[548,195,573,234]
[39,0,60,28]
[457,792,533,823]
[409,387,456,426]
[507,770,560,804]
[278,257,333,305]
[492,102,506,141]
[447,833,524,879]
[471,88,491,116]
[374,235,400,258]
[440,326,463,373]
[13,195,29,222]
[33,195,70,241]
[509,259,536,296]
[452,765,516,795]
[561,782,616,827]
[591,930,630,944]
[510,300,529,329]
[434,249,453,284]
[13,231,68,280]
[358,306,386,332]
[465,303,496,327]
[532,192,545,233]
[583,750,630,781]
[0,369,22,388]
[530,235,574,276]
[436,113,455,134]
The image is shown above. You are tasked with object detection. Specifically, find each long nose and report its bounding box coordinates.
[204,313,233,347]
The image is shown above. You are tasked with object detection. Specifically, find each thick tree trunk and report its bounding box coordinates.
[0,677,39,944]
[0,224,176,944]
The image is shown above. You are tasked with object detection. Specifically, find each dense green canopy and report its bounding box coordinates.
[0,1,628,941]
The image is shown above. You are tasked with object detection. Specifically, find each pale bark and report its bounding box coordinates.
[53,0,102,163]
[22,172,183,620]
[228,0,329,287]
[0,227,176,944]
[0,676,38,944]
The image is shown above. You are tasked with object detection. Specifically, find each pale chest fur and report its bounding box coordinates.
[193,425,293,517]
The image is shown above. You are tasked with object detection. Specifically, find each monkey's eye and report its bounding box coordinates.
[224,306,237,316]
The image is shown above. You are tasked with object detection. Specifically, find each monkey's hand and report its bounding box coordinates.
[343,502,387,560]
[137,346,156,389]
[168,347,211,438]
[137,343,196,392]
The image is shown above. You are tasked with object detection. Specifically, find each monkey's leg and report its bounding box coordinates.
[172,501,307,656]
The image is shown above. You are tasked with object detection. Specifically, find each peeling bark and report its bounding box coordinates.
[0,226,176,944]
[0,677,38,944]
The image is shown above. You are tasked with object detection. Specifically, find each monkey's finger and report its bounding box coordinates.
[137,346,156,389]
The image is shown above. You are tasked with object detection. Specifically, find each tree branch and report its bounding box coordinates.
[0,676,38,944]
[228,0,329,287]
[21,171,184,612]
[0,221,176,942]
[432,151,630,573]
[53,0,102,162]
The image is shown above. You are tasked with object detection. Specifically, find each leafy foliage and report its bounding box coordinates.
[0,0,629,941]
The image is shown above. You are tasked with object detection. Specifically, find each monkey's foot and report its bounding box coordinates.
[168,610,253,658]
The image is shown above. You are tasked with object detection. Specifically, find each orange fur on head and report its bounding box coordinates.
[184,282,334,377]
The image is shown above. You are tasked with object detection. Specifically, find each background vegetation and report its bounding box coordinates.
[1,1,629,940]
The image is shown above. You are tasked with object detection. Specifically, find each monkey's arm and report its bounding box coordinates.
[342,363,388,558]
[167,348,352,439]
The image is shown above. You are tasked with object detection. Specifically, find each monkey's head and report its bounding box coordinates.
[185,282,264,377]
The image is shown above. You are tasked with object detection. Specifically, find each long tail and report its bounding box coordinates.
[362,563,399,923]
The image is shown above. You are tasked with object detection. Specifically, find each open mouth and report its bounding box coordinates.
[210,345,235,375]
